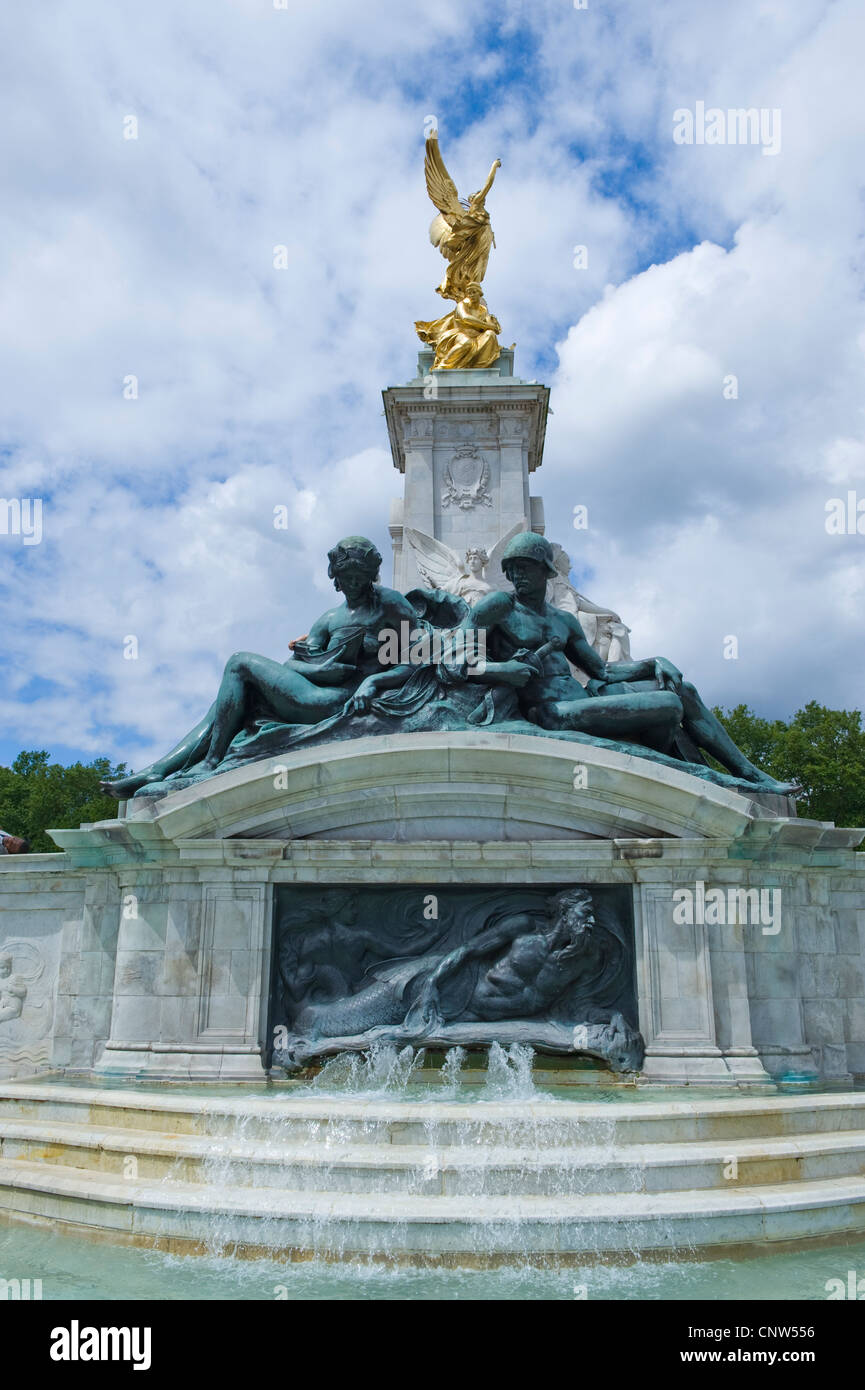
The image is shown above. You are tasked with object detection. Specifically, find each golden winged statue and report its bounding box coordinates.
[423,132,501,300]
[415,130,505,370]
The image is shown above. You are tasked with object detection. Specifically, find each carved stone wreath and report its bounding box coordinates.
[441,445,492,510]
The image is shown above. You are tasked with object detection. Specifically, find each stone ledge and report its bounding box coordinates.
[45,733,811,864]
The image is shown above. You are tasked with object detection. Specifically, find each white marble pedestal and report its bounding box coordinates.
[383,350,550,591]
[1,734,862,1087]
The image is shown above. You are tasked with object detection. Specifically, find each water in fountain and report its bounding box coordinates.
[141,1040,702,1266]
[439,1046,466,1094]
[5,1065,859,1281]
[4,1213,862,1300]
[482,1042,537,1100]
[310,1042,427,1096]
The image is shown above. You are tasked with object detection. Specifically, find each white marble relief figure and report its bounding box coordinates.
[0,952,27,1025]
[405,528,632,669]
[457,545,490,604]
[0,943,50,1048]
[404,521,527,605]
[547,543,632,665]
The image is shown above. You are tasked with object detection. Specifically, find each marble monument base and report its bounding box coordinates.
[0,733,862,1088]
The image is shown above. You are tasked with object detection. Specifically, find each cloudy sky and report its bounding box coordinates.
[0,0,862,773]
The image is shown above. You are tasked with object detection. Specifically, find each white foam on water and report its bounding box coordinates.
[483,1042,537,1100]
[439,1046,466,1094]
[310,1042,427,1097]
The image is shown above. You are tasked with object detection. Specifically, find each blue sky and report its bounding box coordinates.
[1,0,863,773]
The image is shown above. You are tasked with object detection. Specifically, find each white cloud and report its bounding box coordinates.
[0,0,862,770]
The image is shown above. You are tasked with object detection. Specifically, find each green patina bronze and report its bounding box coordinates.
[101,533,797,800]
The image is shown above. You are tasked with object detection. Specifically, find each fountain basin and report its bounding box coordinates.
[2,1080,864,1264]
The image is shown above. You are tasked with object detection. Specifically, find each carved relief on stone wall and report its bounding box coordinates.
[403,415,434,443]
[436,417,493,443]
[0,939,54,1069]
[441,444,492,510]
[269,884,644,1073]
[498,413,527,441]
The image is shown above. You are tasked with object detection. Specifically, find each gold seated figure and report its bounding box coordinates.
[416,282,501,370]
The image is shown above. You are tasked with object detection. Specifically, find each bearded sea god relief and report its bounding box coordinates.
[270,884,644,1073]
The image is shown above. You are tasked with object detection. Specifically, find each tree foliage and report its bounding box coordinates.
[0,750,128,854]
[715,702,865,828]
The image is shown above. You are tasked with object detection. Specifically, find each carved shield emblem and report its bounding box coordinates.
[442,445,492,510]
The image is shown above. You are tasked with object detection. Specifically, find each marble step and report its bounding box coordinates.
[2,1118,865,1196]
[1,1158,865,1257]
[3,1084,865,1148]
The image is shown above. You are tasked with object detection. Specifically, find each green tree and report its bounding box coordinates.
[715,702,865,828]
[0,751,128,854]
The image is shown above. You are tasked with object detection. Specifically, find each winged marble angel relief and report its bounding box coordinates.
[405,528,632,679]
[404,522,527,606]
[415,131,506,370]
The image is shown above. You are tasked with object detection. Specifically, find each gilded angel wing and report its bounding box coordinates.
[404,527,466,595]
[424,134,463,246]
[483,520,528,591]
